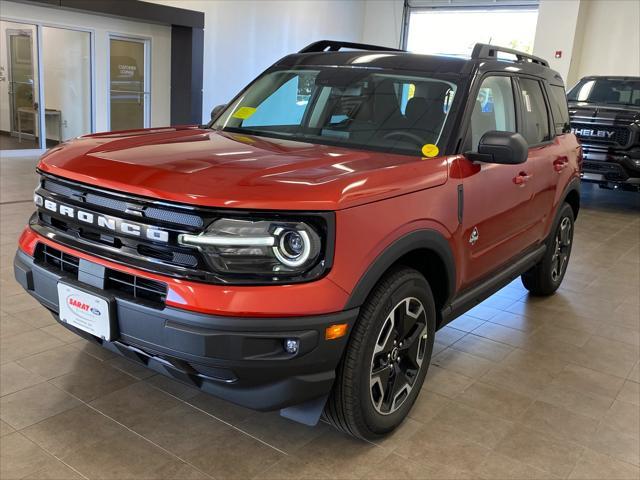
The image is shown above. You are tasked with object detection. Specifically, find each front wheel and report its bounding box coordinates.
[323,267,436,440]
[521,202,575,296]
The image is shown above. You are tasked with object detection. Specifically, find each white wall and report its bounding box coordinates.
[146,0,367,122]
[534,0,640,88]
[571,0,640,86]
[0,0,171,135]
[361,0,404,49]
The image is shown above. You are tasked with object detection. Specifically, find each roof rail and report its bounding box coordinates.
[299,40,404,54]
[471,43,549,67]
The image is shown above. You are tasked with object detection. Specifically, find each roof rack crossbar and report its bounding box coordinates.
[471,43,549,67]
[299,40,404,54]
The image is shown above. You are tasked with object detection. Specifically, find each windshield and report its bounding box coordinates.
[568,78,640,106]
[212,67,459,156]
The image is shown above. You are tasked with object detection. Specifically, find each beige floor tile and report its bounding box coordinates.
[394,421,492,472]
[22,404,125,458]
[480,363,554,398]
[89,381,181,429]
[487,310,546,332]
[434,325,467,346]
[143,374,200,401]
[423,365,475,398]
[471,321,533,348]
[187,391,257,424]
[432,347,497,378]
[629,362,640,384]
[603,400,640,439]
[428,401,514,449]
[569,449,640,480]
[360,451,473,480]
[0,329,64,364]
[105,355,156,380]
[183,426,286,480]
[261,456,334,480]
[495,425,584,477]
[552,363,626,399]
[465,304,502,321]
[0,382,81,429]
[500,348,568,375]
[618,380,640,406]
[407,389,451,424]
[584,424,640,467]
[447,314,485,332]
[0,312,35,338]
[454,381,534,422]
[537,381,614,420]
[451,333,514,362]
[0,432,58,480]
[518,400,600,446]
[0,361,46,396]
[39,323,81,343]
[473,452,559,480]
[22,460,85,480]
[60,428,178,480]
[49,358,138,402]
[0,419,15,437]
[15,343,102,380]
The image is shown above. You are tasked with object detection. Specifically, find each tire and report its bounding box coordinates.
[521,202,575,296]
[324,267,436,440]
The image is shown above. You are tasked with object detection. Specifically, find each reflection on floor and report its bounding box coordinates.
[1,155,639,479]
[0,132,39,151]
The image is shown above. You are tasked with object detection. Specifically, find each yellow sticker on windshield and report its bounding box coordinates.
[232,107,257,120]
[421,144,439,158]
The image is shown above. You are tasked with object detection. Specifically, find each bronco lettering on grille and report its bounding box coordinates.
[34,193,169,243]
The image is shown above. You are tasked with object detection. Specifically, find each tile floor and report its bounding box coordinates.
[1,155,639,480]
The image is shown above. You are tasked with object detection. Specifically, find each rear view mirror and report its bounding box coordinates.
[210,104,227,122]
[466,131,528,165]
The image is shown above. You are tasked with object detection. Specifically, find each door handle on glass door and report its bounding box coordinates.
[513,172,531,186]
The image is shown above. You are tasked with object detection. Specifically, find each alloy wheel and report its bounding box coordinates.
[551,216,572,282]
[369,297,428,415]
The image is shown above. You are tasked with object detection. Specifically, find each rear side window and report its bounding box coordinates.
[548,85,570,134]
[469,76,516,150]
[518,78,551,145]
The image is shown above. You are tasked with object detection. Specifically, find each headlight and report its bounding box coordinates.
[178,217,326,280]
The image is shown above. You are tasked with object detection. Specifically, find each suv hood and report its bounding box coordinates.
[38,127,448,210]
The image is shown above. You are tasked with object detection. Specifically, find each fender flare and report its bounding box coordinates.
[558,177,581,218]
[344,229,456,310]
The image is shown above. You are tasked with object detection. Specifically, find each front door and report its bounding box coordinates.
[456,75,540,287]
[109,36,149,131]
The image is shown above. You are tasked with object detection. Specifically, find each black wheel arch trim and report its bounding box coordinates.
[559,177,581,219]
[344,229,456,311]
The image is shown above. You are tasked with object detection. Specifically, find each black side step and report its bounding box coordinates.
[440,244,546,325]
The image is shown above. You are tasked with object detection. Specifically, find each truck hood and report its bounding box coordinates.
[38,127,448,210]
[569,101,640,124]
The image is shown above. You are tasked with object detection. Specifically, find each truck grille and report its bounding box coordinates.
[36,244,168,306]
[582,161,629,181]
[571,123,631,148]
[34,174,210,281]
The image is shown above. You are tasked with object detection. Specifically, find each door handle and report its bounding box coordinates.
[513,172,531,186]
[553,157,569,172]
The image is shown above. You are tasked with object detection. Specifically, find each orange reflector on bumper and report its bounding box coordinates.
[325,323,348,340]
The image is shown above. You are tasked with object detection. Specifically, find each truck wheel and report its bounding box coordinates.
[324,267,435,440]
[521,203,575,296]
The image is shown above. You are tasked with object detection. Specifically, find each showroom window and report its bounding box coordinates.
[403,0,539,57]
[0,19,93,152]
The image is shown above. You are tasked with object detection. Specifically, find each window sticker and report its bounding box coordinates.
[421,144,439,158]
[232,106,257,120]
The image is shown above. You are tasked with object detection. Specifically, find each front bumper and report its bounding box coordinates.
[14,249,358,411]
[580,145,640,191]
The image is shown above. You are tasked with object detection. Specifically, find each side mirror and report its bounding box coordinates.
[210,104,227,122]
[466,131,528,165]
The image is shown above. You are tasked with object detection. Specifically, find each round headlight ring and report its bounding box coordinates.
[273,227,312,267]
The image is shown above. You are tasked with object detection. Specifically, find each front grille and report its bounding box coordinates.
[583,161,629,181]
[35,243,168,307]
[42,178,203,228]
[572,123,631,147]
[39,243,80,275]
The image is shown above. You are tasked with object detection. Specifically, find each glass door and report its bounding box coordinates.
[109,36,149,131]
[1,21,41,150]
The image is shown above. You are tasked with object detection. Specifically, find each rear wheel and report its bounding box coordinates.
[521,203,574,296]
[324,267,436,440]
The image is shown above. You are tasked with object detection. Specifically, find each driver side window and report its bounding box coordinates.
[470,76,516,150]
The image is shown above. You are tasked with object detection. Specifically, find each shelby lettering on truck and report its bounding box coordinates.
[14,40,581,440]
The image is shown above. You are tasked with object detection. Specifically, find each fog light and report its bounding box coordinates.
[284,338,299,354]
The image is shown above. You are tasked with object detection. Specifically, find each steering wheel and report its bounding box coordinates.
[383,131,425,145]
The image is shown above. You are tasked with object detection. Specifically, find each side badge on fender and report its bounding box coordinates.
[469,227,479,246]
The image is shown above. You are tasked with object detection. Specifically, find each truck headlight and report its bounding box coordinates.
[178,217,325,278]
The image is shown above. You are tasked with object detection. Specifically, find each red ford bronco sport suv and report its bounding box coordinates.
[14,41,581,439]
